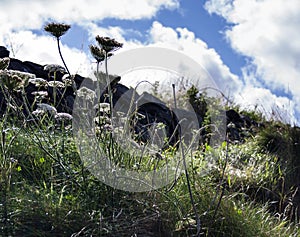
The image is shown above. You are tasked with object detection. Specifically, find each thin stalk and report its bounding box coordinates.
[172,84,201,236]
[56,37,71,76]
[206,137,229,236]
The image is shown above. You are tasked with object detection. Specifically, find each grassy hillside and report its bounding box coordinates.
[1,23,300,236]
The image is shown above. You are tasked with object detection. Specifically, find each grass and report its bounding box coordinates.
[1,23,300,236]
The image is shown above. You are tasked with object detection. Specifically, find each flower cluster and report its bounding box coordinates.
[44,64,67,73]
[29,78,48,87]
[44,22,71,38]
[90,36,123,63]
[95,36,123,53]
[0,57,10,70]
[77,86,96,101]
[89,45,106,63]
[0,69,35,91]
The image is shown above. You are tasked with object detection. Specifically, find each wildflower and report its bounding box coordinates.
[0,57,10,70]
[55,112,73,121]
[32,109,46,117]
[37,103,57,115]
[44,64,66,73]
[94,102,110,113]
[48,80,65,88]
[77,86,96,101]
[29,78,48,87]
[31,91,48,100]
[44,22,71,38]
[0,69,33,91]
[95,36,123,53]
[62,74,74,86]
[89,45,106,62]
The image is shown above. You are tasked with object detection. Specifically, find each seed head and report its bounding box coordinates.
[44,22,71,38]
[95,36,123,53]
[89,45,106,62]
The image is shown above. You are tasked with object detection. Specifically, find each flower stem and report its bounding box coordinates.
[57,37,71,76]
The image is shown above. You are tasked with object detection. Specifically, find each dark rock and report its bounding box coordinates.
[0,46,9,58]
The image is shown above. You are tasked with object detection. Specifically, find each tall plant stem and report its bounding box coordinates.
[104,52,114,164]
[172,84,201,236]
[57,37,71,76]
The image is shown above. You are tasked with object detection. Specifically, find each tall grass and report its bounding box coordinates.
[1,23,299,236]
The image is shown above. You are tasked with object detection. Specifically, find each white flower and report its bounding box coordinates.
[31,91,48,100]
[32,109,46,116]
[48,81,65,88]
[62,74,74,86]
[77,86,96,101]
[37,103,57,115]
[29,78,48,87]
[8,70,36,80]
[55,112,73,121]
[94,103,110,113]
[44,64,66,73]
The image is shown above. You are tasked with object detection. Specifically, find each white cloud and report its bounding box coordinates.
[3,30,92,76]
[0,0,179,76]
[0,0,179,34]
[205,0,300,124]
[149,21,243,96]
[238,86,297,125]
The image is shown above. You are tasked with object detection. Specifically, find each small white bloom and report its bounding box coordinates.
[31,91,48,99]
[8,70,36,80]
[55,112,73,121]
[29,78,48,87]
[77,86,96,101]
[94,103,110,113]
[32,109,46,116]
[44,64,66,73]
[62,74,74,86]
[37,103,57,115]
[48,81,65,88]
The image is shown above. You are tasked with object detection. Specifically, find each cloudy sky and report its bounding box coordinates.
[0,0,299,125]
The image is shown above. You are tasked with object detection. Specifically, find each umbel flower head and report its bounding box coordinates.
[0,70,34,91]
[44,22,71,38]
[89,45,106,63]
[95,36,123,53]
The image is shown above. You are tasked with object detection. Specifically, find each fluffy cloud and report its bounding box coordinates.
[2,30,92,76]
[0,0,179,34]
[205,0,300,124]
[149,21,243,96]
[0,0,178,76]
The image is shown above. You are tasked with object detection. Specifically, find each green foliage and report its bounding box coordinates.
[1,23,299,236]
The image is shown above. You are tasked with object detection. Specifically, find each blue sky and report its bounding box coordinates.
[0,0,299,125]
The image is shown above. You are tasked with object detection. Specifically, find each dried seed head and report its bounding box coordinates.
[95,36,123,53]
[44,22,71,38]
[89,45,106,62]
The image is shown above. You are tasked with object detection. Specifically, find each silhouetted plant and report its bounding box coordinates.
[44,22,71,76]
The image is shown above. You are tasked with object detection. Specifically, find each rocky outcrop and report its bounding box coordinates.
[0,46,262,144]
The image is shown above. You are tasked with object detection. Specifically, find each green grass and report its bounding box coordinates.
[1,27,300,236]
[1,120,300,236]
